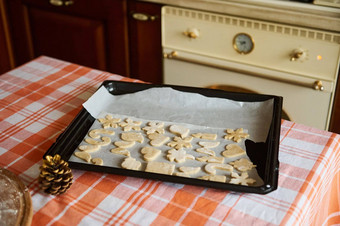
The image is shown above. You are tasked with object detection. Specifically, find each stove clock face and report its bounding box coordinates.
[233,33,254,54]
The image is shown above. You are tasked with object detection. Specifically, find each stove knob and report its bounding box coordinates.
[290,48,307,61]
[183,28,200,39]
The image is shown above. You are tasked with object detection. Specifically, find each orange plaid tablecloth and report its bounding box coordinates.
[1,56,339,226]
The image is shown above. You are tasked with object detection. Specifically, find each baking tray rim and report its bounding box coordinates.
[45,80,282,194]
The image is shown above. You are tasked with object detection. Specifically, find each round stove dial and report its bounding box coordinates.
[233,33,254,54]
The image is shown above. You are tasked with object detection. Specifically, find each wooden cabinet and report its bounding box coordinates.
[127,1,162,84]
[6,0,129,75]
[0,0,14,74]
[330,77,340,134]
[4,0,162,83]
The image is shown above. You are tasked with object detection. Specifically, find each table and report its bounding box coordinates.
[1,56,339,226]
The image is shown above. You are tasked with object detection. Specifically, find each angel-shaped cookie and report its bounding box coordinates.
[142,122,165,134]
[167,149,195,163]
[229,158,256,172]
[98,115,121,128]
[224,128,249,143]
[119,118,142,131]
[229,172,256,186]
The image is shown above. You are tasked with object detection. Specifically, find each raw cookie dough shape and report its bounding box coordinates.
[199,175,227,183]
[74,151,91,162]
[78,145,100,153]
[167,149,195,163]
[175,166,200,177]
[142,122,165,134]
[141,147,161,161]
[196,156,224,163]
[91,158,103,166]
[145,162,175,175]
[167,136,193,150]
[119,118,142,131]
[114,141,135,148]
[196,148,216,156]
[148,133,170,147]
[89,129,115,139]
[85,137,111,146]
[222,144,246,158]
[121,157,141,170]
[224,128,249,143]
[110,148,130,157]
[229,172,256,186]
[175,172,191,177]
[121,132,144,143]
[198,141,220,148]
[178,166,200,175]
[204,163,233,174]
[98,115,121,128]
[192,133,217,140]
[169,125,190,138]
[230,158,256,172]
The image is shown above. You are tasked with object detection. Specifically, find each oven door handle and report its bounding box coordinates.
[163,50,331,92]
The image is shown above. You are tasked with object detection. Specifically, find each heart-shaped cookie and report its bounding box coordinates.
[169,125,190,138]
[141,147,161,161]
[222,144,246,158]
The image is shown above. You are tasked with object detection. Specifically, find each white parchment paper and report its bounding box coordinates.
[83,86,273,142]
[68,86,276,187]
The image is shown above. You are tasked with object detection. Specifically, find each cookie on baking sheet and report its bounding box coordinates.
[145,162,175,175]
[224,128,249,143]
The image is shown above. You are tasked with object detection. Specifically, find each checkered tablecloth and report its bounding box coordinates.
[1,56,339,226]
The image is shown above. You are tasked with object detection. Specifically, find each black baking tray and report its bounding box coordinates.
[45,80,282,194]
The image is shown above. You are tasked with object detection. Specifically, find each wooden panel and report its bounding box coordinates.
[0,0,15,74]
[329,70,340,133]
[127,1,163,84]
[5,0,129,76]
[29,8,106,70]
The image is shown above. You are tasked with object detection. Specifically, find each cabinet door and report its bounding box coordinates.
[330,79,340,133]
[0,0,14,74]
[127,1,162,84]
[6,0,129,76]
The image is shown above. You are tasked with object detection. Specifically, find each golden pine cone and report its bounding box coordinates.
[38,154,73,195]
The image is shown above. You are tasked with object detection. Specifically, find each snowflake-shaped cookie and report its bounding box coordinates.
[167,149,195,163]
[98,115,121,128]
[224,128,249,143]
[229,158,256,172]
[119,118,142,131]
[142,122,165,134]
[167,136,193,150]
[229,172,256,186]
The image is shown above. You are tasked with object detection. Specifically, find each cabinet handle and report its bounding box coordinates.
[313,80,324,91]
[131,12,157,21]
[50,0,74,6]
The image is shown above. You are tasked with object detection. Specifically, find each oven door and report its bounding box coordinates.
[163,48,334,130]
